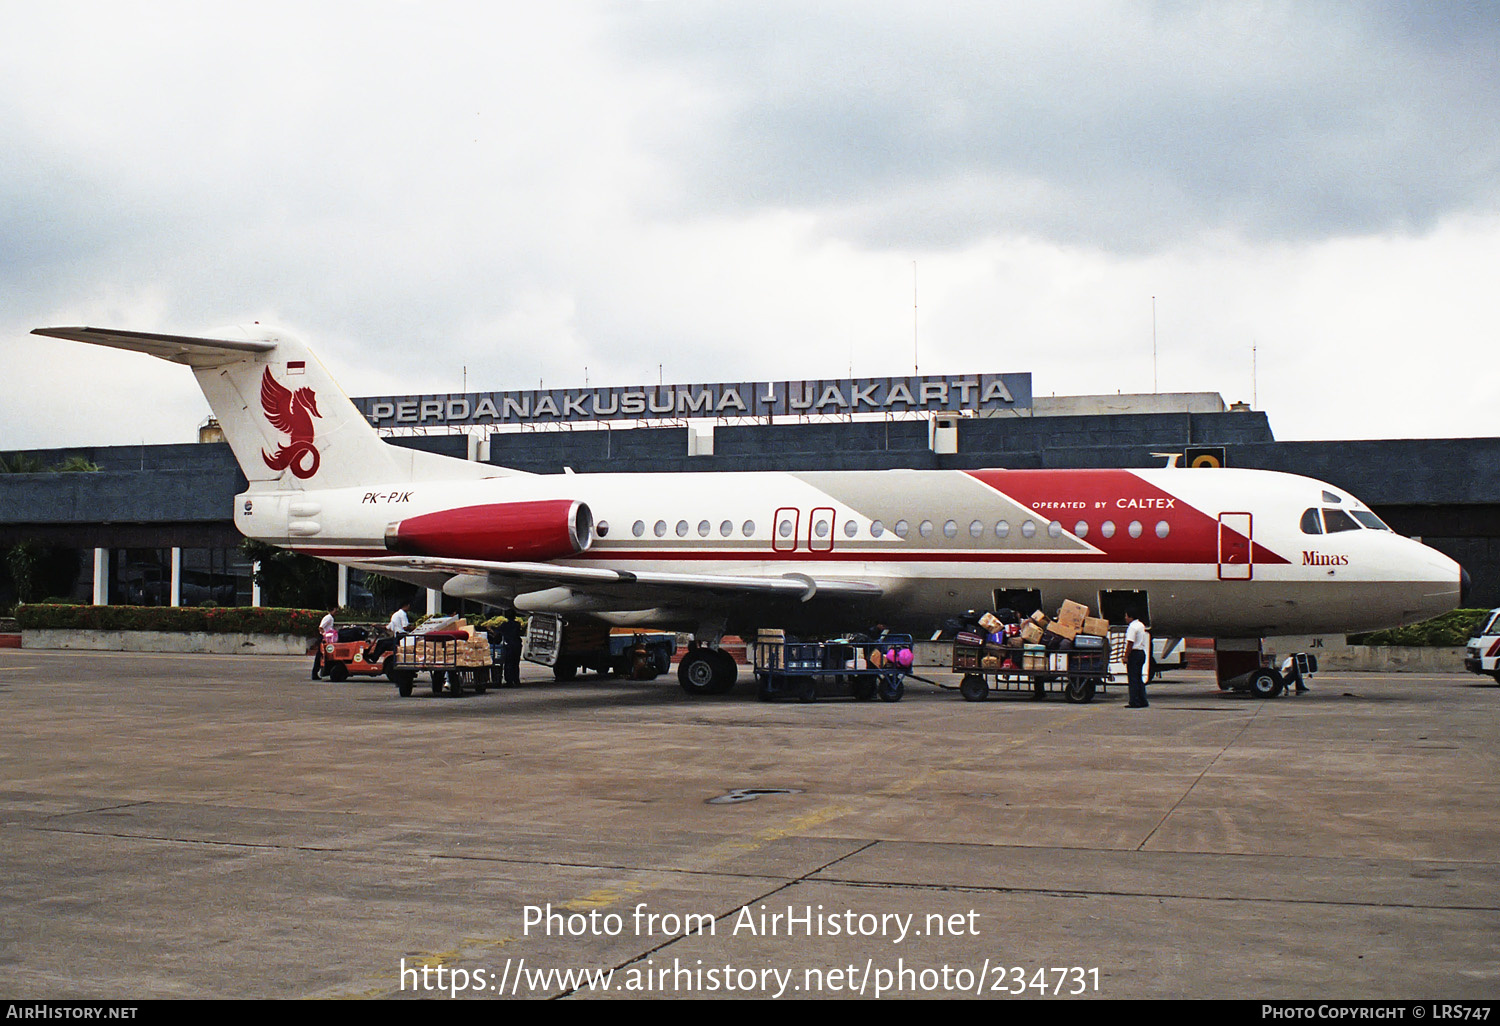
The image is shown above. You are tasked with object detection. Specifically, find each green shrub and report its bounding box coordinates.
[1348,609,1490,648]
[15,604,328,636]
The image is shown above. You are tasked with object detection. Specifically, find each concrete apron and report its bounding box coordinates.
[22,629,313,656]
[16,631,1467,670]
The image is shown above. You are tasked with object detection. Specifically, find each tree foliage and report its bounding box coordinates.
[1347,608,1491,647]
[241,539,338,610]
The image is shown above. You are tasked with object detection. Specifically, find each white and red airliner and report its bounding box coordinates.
[36,325,1468,694]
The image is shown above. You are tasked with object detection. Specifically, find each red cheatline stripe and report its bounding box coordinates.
[580,548,1225,565]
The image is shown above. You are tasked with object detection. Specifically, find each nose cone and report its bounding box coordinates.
[1396,539,1466,624]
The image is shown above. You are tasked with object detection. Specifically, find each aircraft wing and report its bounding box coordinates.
[361,555,884,604]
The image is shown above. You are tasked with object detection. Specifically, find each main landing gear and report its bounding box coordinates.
[677,647,739,696]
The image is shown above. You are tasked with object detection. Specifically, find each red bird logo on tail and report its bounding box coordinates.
[260,367,322,479]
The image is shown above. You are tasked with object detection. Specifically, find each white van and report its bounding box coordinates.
[1464,609,1500,682]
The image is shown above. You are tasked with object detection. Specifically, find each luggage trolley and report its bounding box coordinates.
[390,629,493,697]
[752,634,912,703]
[952,633,1110,704]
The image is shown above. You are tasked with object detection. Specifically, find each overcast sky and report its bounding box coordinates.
[2,0,1496,452]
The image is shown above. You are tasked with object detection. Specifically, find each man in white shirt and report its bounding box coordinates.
[1124,611,1150,708]
[372,601,413,661]
[312,606,337,680]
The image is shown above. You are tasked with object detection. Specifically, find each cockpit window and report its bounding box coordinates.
[1322,508,1360,533]
[1321,490,1342,504]
[1300,508,1323,535]
[1350,510,1391,531]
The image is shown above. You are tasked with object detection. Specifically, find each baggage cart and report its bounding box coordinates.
[390,625,493,698]
[752,634,912,703]
[951,634,1110,704]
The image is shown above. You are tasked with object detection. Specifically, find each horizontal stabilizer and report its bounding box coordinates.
[33,326,276,367]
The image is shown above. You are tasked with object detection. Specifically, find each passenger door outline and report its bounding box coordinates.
[772,507,800,553]
[808,506,835,553]
[1218,512,1253,580]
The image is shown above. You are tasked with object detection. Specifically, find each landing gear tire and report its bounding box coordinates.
[677,648,737,696]
[1063,678,1098,704]
[1248,668,1284,699]
[959,674,988,702]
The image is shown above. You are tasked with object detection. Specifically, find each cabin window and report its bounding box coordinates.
[632,520,645,537]
[597,521,610,537]
[1100,520,1116,539]
[654,520,667,538]
[720,520,734,537]
[1020,520,1037,538]
[844,520,858,538]
[919,520,934,538]
[741,520,755,536]
[1323,508,1360,533]
[1047,520,1063,538]
[1155,520,1170,539]
[894,519,910,538]
[871,520,885,537]
[778,518,794,538]
[995,520,1010,539]
[676,520,689,538]
[1128,520,1143,539]
[1074,520,1089,538]
[969,520,984,538]
[1300,508,1322,534]
[697,520,710,537]
[814,518,830,539]
[943,520,958,539]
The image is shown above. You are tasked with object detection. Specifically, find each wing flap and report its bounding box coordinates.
[362,555,884,602]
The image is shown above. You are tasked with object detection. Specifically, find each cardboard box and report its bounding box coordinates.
[1045,620,1078,642]
[1048,652,1069,672]
[1057,599,1089,629]
[1082,616,1110,637]
[978,612,1002,633]
[1019,622,1045,644]
[1028,610,1049,627]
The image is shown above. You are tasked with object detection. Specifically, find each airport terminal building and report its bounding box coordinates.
[2,371,1496,613]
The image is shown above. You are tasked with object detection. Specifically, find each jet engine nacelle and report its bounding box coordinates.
[386,499,594,562]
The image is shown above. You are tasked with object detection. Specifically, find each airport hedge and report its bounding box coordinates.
[1346,609,1489,648]
[14,604,327,636]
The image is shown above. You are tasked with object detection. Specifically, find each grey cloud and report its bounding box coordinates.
[613,1,1500,250]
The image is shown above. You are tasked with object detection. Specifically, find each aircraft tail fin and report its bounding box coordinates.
[32,325,500,490]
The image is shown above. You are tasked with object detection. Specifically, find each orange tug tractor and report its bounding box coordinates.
[321,630,397,683]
